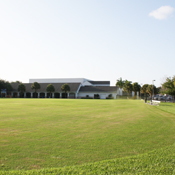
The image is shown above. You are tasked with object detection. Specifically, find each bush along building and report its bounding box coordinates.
[7,78,120,99]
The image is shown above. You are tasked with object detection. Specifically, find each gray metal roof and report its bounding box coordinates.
[88,81,110,85]
[11,83,81,92]
[79,86,118,92]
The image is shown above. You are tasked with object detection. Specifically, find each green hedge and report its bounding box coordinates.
[81,97,93,99]
[106,97,114,99]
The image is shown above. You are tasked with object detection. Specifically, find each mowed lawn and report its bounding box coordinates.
[0,99,175,171]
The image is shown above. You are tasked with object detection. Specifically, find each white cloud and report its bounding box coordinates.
[149,6,174,20]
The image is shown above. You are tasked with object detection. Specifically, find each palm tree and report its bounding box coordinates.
[31,82,40,98]
[141,84,149,103]
[116,77,125,96]
[132,82,141,96]
[61,84,70,98]
[123,80,133,98]
[18,83,26,98]
[46,84,55,98]
[116,77,125,88]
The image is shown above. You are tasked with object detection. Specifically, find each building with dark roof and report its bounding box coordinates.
[9,78,119,99]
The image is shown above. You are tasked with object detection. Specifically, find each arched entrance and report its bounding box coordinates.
[6,92,12,98]
[13,92,18,98]
[1,93,6,98]
[40,93,45,98]
[1,89,6,97]
[62,93,67,98]
[69,93,75,98]
[33,92,38,98]
[47,93,52,98]
[19,93,24,98]
[54,93,60,98]
[26,92,31,98]
[94,94,100,99]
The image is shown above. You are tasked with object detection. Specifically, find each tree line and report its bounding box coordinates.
[18,82,71,97]
[0,79,14,94]
[0,80,70,98]
[116,76,175,103]
[1,76,175,102]
[116,77,159,97]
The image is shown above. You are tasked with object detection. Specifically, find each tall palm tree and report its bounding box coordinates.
[132,82,141,96]
[116,77,125,88]
[141,84,149,103]
[123,80,133,98]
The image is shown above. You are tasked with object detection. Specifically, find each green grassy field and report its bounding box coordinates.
[0,99,175,174]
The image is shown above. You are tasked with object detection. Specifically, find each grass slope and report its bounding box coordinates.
[0,99,175,174]
[1,144,175,174]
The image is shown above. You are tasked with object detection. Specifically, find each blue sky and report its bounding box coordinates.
[0,0,174,87]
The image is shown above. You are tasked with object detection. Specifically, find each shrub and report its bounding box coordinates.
[106,94,114,99]
[108,94,112,98]
[131,95,137,99]
[106,97,114,99]
[94,94,100,99]
[6,95,11,98]
[81,95,93,99]
[81,97,93,99]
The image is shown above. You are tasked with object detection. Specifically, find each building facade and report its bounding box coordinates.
[9,78,119,99]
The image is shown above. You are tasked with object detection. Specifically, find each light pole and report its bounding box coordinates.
[152,80,156,102]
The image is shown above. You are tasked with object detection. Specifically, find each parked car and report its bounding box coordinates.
[167,96,172,101]
[153,97,158,100]
[159,96,165,100]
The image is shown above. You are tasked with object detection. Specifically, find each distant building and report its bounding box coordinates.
[10,78,120,99]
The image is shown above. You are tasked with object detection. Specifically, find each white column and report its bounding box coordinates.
[52,93,54,98]
[60,93,62,98]
[24,92,26,98]
[31,92,33,98]
[120,88,123,96]
[132,91,134,97]
[11,92,13,98]
[137,91,139,99]
[75,93,77,99]
[38,93,39,98]
[17,92,20,98]
[67,93,69,98]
